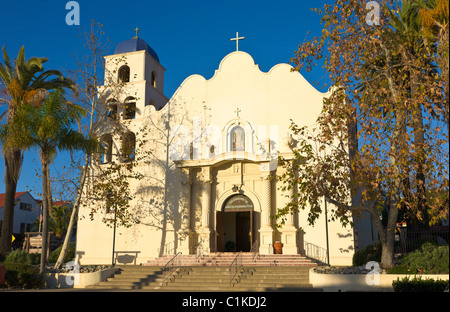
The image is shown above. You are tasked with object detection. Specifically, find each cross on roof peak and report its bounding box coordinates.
[230,32,245,51]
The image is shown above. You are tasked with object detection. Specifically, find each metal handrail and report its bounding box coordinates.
[268,243,274,255]
[194,239,205,263]
[229,251,243,287]
[250,240,260,262]
[157,241,175,255]
[304,241,329,265]
[161,252,182,286]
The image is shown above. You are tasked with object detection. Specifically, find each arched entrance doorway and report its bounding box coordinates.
[216,194,257,252]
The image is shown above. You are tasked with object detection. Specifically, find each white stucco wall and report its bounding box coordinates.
[76,50,366,266]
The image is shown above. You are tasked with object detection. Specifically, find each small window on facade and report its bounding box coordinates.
[121,131,136,162]
[118,65,130,83]
[231,126,245,151]
[124,97,136,119]
[101,134,113,164]
[20,203,32,211]
[151,71,157,88]
[107,99,118,120]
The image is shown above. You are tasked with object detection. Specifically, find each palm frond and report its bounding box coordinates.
[0,46,13,84]
[2,46,13,74]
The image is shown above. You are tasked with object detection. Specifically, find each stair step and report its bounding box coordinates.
[145,254,318,267]
[88,256,320,291]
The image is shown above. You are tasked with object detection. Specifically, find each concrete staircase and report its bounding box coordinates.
[162,266,318,291]
[145,252,317,267]
[87,266,165,290]
[87,253,320,291]
[87,265,319,291]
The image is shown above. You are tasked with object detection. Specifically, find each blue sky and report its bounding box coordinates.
[0,0,329,200]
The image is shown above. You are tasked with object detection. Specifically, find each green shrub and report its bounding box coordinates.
[353,242,382,267]
[5,250,40,265]
[392,276,449,292]
[3,263,45,289]
[386,264,413,274]
[396,242,449,274]
[28,253,41,265]
[5,250,29,264]
[48,242,76,264]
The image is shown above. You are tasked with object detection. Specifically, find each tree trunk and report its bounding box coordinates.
[380,40,404,269]
[47,166,53,218]
[54,156,90,269]
[40,152,50,275]
[380,236,395,269]
[0,149,22,257]
[438,27,449,137]
[0,160,16,256]
[410,67,427,226]
[367,201,398,270]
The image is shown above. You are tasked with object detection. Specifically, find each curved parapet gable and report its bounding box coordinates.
[174,51,330,100]
[165,52,331,139]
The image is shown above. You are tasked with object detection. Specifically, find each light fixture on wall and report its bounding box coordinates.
[232,184,239,192]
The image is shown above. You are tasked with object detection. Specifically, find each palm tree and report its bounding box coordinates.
[31,203,73,244]
[11,89,90,273]
[386,0,434,224]
[49,204,72,240]
[0,46,76,257]
[417,0,449,136]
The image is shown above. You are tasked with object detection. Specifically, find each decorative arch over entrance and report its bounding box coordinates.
[216,194,259,252]
[223,194,253,212]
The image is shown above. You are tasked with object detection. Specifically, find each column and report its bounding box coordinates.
[197,167,212,253]
[259,170,274,254]
[177,168,193,254]
[280,162,299,254]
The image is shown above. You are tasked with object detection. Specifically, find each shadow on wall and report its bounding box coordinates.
[132,98,192,257]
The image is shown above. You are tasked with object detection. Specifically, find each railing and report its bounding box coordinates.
[304,241,329,265]
[267,243,274,255]
[161,252,182,286]
[394,227,449,255]
[251,240,260,262]
[193,238,205,263]
[229,251,243,287]
[157,241,175,256]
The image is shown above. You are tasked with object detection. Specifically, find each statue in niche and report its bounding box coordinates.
[231,126,245,151]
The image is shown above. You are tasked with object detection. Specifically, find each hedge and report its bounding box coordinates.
[389,242,449,274]
[2,263,45,289]
[392,276,449,292]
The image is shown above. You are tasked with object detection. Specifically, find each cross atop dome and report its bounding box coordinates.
[133,27,141,39]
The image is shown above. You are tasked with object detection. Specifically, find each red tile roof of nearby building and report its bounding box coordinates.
[0,191,28,208]
[0,192,70,209]
[52,201,71,207]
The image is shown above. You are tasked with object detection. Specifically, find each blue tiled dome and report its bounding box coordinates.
[114,37,159,62]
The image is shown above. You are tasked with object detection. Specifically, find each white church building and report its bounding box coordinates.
[76,33,376,267]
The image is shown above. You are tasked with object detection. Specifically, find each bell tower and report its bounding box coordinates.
[103,29,168,118]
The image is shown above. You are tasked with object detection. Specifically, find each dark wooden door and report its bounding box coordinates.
[251,211,258,250]
[236,212,250,251]
[216,211,224,252]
